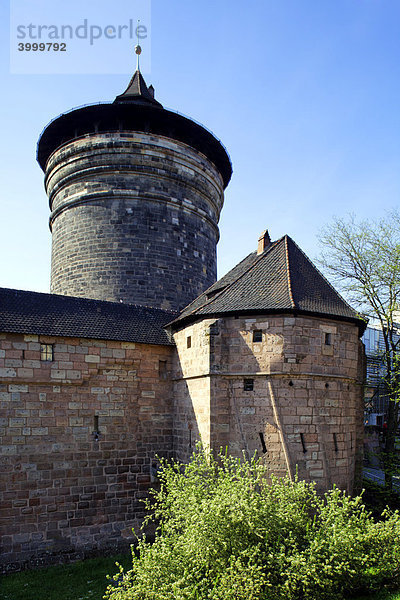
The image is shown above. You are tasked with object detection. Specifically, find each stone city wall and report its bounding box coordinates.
[0,332,173,572]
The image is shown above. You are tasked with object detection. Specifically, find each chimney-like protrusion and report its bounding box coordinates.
[148,84,155,98]
[257,229,271,254]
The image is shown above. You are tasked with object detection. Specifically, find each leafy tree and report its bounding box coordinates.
[318,211,400,487]
[105,447,400,600]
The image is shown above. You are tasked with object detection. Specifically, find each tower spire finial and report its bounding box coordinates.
[135,19,142,71]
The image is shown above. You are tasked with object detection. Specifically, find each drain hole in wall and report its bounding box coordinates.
[259,432,267,454]
[289,380,294,387]
[325,382,329,389]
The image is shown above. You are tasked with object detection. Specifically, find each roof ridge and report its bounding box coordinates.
[0,287,178,315]
[0,287,175,346]
[286,236,358,314]
[284,235,296,309]
[176,238,284,322]
[137,70,142,94]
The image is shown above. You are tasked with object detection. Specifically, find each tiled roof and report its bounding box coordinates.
[171,235,365,330]
[0,288,176,346]
[114,70,163,107]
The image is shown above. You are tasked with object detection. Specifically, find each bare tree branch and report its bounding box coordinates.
[317,210,400,488]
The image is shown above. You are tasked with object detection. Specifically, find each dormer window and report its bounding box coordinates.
[206,287,225,300]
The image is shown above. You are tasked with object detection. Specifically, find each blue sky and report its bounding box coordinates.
[1,0,400,293]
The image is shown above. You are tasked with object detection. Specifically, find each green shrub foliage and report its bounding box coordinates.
[105,447,400,600]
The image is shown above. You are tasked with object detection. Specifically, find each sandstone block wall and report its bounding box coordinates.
[46,132,225,311]
[0,332,173,572]
[173,315,364,493]
[172,320,213,454]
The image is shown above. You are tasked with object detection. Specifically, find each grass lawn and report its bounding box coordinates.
[0,553,131,600]
[1,555,399,600]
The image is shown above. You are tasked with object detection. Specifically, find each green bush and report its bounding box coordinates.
[105,447,400,600]
[362,479,400,519]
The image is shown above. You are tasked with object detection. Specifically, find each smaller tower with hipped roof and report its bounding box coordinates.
[170,231,366,494]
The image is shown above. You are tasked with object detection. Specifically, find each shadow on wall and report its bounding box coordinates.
[172,314,364,494]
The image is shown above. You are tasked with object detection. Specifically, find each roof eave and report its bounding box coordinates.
[168,307,367,336]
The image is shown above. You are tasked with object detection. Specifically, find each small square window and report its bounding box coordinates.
[187,336,192,349]
[244,378,254,391]
[324,332,332,346]
[40,343,54,362]
[253,330,262,343]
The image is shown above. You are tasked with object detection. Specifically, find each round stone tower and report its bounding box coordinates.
[37,68,232,311]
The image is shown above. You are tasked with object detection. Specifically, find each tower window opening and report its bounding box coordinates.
[188,422,193,449]
[244,378,254,391]
[40,343,54,362]
[159,360,168,379]
[253,330,262,343]
[187,336,192,349]
[93,415,100,441]
[259,432,267,453]
[333,433,339,453]
[324,332,332,346]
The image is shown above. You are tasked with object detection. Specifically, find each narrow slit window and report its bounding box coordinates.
[252,330,262,343]
[324,332,332,346]
[333,433,338,453]
[159,360,168,379]
[187,336,192,349]
[40,343,54,362]
[188,422,193,449]
[244,378,254,391]
[259,432,267,453]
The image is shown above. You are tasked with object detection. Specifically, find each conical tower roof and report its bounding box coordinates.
[114,69,163,107]
[37,66,232,187]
